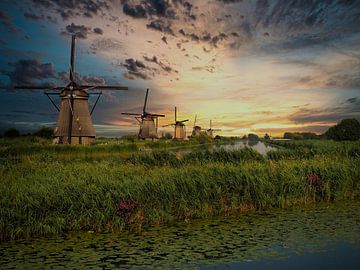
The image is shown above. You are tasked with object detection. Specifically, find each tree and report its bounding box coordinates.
[4,128,20,138]
[248,133,259,141]
[264,133,270,140]
[161,132,173,140]
[33,126,54,139]
[324,119,360,141]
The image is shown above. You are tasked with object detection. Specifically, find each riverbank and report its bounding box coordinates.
[1,201,360,269]
[0,138,359,241]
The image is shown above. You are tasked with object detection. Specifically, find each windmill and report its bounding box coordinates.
[163,106,188,140]
[206,120,221,138]
[192,114,202,137]
[14,35,128,145]
[122,88,165,140]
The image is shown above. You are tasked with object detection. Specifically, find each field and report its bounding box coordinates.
[1,137,360,241]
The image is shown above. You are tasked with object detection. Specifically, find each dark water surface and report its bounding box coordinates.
[1,202,359,269]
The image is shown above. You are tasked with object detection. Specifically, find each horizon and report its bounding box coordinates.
[1,0,359,137]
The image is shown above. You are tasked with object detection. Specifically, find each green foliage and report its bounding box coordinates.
[161,132,173,140]
[248,133,259,141]
[3,128,20,138]
[283,132,319,140]
[324,118,360,141]
[121,134,138,142]
[1,137,360,241]
[33,126,54,139]
[197,132,213,144]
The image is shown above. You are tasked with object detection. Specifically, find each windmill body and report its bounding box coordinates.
[122,88,165,140]
[191,115,201,137]
[174,122,186,140]
[139,115,158,139]
[206,120,221,138]
[54,89,95,144]
[14,35,128,145]
[163,107,188,140]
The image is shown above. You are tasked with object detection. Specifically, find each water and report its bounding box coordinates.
[1,202,359,269]
[170,140,277,157]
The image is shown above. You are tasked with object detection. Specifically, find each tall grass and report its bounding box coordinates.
[1,155,359,241]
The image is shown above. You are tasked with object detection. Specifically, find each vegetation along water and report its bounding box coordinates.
[1,137,359,242]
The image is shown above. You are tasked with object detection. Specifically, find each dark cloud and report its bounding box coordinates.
[146,20,174,35]
[216,0,243,4]
[0,10,18,33]
[31,0,109,19]
[123,2,147,18]
[122,58,152,80]
[161,36,168,44]
[24,12,44,21]
[143,55,177,74]
[64,23,91,39]
[178,29,227,47]
[0,11,10,20]
[289,100,360,125]
[121,0,195,21]
[3,59,56,85]
[93,27,103,35]
[347,97,358,104]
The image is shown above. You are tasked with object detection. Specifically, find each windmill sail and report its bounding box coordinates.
[14,35,128,145]
[122,88,164,139]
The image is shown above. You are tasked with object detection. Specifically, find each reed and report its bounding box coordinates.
[1,152,359,241]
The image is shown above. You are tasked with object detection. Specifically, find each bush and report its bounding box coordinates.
[3,128,20,138]
[33,127,54,139]
[324,119,360,141]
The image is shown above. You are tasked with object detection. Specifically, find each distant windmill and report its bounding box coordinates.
[13,35,128,145]
[163,106,188,140]
[122,88,165,139]
[192,114,202,137]
[206,120,221,138]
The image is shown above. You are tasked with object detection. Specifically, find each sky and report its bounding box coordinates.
[0,0,359,137]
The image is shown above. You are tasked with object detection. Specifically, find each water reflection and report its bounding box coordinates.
[173,140,277,157]
[1,202,359,269]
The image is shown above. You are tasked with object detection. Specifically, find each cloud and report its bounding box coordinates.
[122,2,147,18]
[3,59,56,85]
[289,99,360,125]
[24,12,44,21]
[0,10,18,33]
[90,38,123,53]
[31,0,110,19]
[121,58,153,80]
[93,27,103,35]
[64,23,91,39]
[121,0,192,20]
[143,55,177,74]
[146,20,174,35]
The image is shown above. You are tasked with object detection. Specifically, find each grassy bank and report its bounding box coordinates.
[1,138,360,241]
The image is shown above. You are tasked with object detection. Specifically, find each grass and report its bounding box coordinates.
[0,137,359,241]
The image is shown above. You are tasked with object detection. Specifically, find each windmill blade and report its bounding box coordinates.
[122,112,142,116]
[70,35,75,82]
[143,88,149,113]
[194,114,197,127]
[149,113,165,117]
[82,85,128,90]
[179,119,189,123]
[14,86,65,90]
[175,106,177,122]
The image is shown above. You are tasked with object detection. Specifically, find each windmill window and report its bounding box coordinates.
[79,137,82,144]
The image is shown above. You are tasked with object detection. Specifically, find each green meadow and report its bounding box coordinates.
[1,137,359,241]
